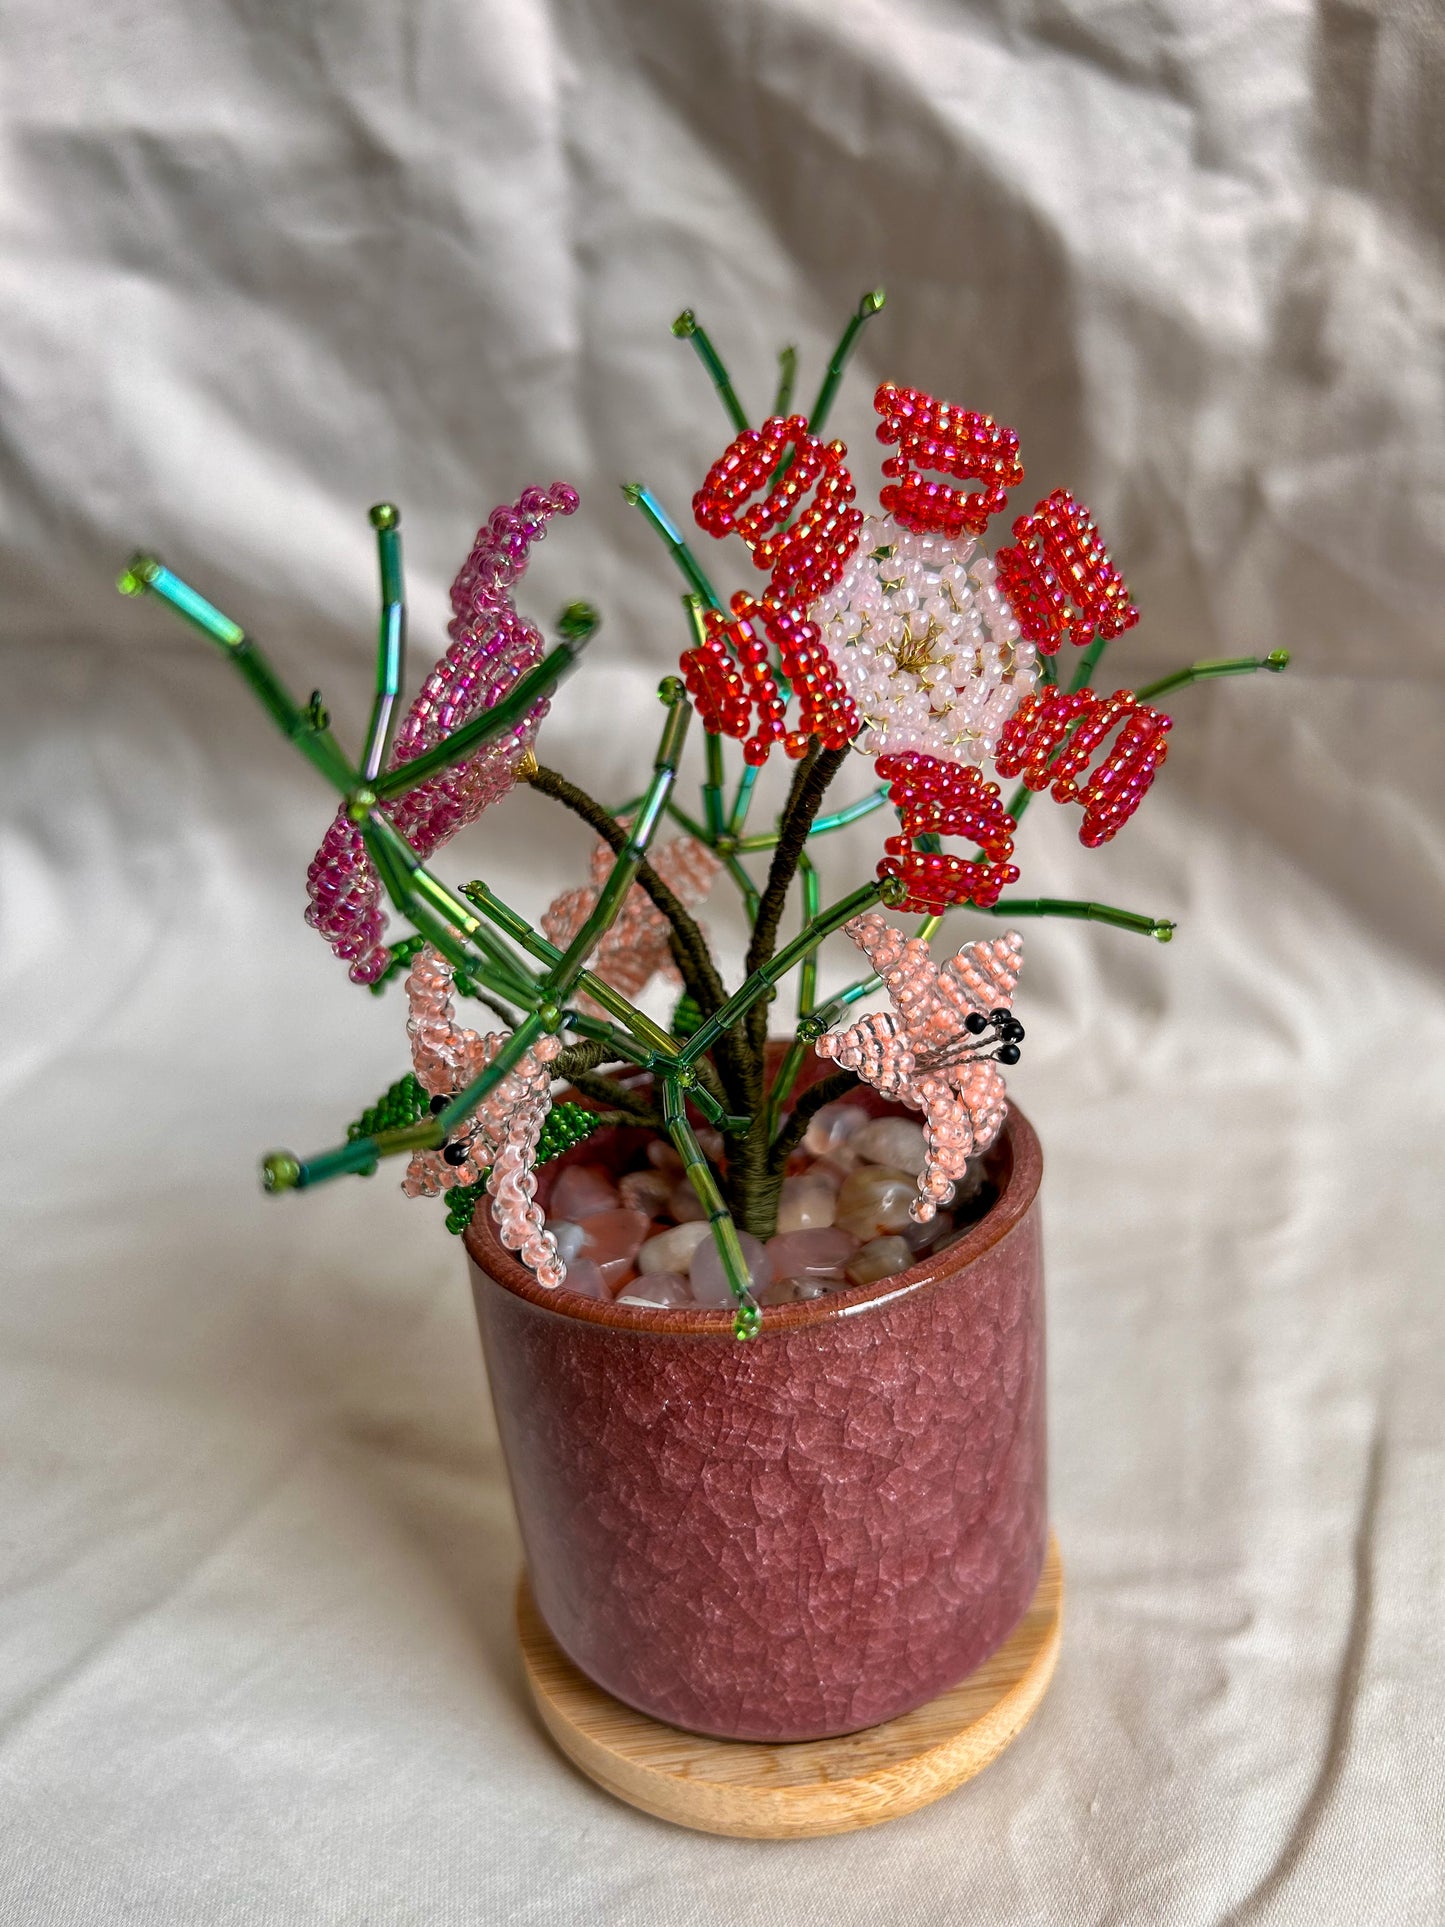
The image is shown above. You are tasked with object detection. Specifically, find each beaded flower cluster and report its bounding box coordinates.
[687,378,1155,913]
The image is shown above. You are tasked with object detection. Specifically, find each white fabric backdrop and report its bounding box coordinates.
[2,0,1442,1919]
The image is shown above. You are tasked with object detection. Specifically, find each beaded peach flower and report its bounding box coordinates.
[401,944,564,1286]
[306,483,579,984]
[816,913,1025,1222]
[541,833,721,1009]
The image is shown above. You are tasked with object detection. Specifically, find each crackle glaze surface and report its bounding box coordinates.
[466,1107,1046,1743]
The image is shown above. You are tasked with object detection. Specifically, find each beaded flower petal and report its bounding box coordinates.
[305,483,579,984]
[816,913,1025,1222]
[401,944,565,1286]
[541,833,721,1010]
[995,684,1171,846]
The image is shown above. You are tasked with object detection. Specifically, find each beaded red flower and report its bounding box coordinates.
[995,684,1171,846]
[875,752,1018,912]
[687,385,1142,796]
[816,914,1025,1222]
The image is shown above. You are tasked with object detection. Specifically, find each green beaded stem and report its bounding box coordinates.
[728,762,760,838]
[672,310,749,434]
[361,504,407,782]
[683,596,729,840]
[621,484,725,612]
[986,897,1176,941]
[661,1078,759,1340]
[1136,650,1290,704]
[371,609,599,802]
[787,783,891,844]
[118,557,357,794]
[543,681,690,1005]
[460,882,680,1065]
[762,1035,810,1144]
[1066,635,1110,695]
[679,878,894,1067]
[360,814,540,1007]
[665,796,761,919]
[772,344,798,418]
[796,851,821,1023]
[807,288,886,437]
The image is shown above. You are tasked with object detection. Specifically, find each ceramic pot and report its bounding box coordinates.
[465,1092,1046,1744]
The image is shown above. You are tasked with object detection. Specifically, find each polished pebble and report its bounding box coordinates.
[549,1162,620,1222]
[577,1207,651,1290]
[619,1169,674,1218]
[758,1274,829,1306]
[562,1256,609,1299]
[646,1140,684,1174]
[800,1100,868,1163]
[852,1116,928,1176]
[844,1234,915,1286]
[900,1209,954,1254]
[775,1173,839,1233]
[638,1221,711,1275]
[616,1271,693,1308]
[547,1219,587,1267]
[690,1228,771,1307]
[766,1226,859,1279]
[835,1166,919,1240]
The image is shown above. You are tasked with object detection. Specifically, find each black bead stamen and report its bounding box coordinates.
[429,1094,449,1114]
[442,1140,470,1166]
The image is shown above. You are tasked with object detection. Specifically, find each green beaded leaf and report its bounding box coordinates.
[671,991,704,1040]
[346,1071,429,1142]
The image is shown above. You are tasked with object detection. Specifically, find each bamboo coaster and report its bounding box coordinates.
[516,1533,1062,1839]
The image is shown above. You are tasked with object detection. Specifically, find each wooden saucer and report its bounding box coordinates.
[516,1534,1062,1839]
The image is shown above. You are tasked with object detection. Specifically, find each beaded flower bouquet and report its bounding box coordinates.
[121,292,1286,1817]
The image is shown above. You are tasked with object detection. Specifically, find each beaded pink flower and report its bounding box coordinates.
[401,945,564,1286]
[816,913,1025,1222]
[541,833,721,1009]
[306,483,579,984]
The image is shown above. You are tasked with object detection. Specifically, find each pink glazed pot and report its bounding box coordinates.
[465,1096,1046,1744]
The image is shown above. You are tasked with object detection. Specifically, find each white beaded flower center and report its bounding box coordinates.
[812,515,1039,763]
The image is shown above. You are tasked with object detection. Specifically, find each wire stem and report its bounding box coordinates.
[672,309,749,434]
[662,1079,760,1340]
[808,288,886,436]
[1135,651,1290,704]
[361,504,407,781]
[621,484,725,611]
[987,897,1176,941]
[118,556,356,794]
[772,345,798,418]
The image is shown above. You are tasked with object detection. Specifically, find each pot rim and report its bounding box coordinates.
[464,1101,1043,1341]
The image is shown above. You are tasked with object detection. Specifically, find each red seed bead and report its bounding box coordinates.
[993,488,1139,655]
[873,383,1023,538]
